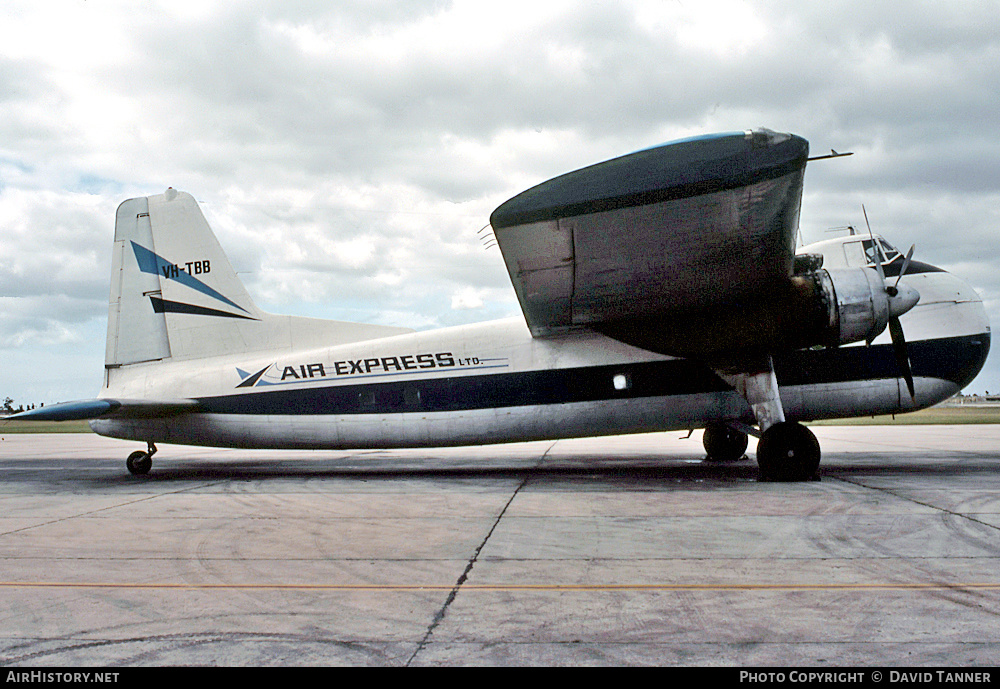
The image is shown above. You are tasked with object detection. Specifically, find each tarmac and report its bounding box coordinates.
[0,425,999,667]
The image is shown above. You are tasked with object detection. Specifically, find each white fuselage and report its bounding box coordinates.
[91,256,990,450]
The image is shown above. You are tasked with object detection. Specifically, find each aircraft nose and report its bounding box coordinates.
[887,283,920,319]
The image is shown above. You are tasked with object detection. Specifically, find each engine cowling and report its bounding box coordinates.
[809,267,919,347]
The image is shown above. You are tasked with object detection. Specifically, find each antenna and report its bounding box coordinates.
[826,226,857,236]
[808,149,854,161]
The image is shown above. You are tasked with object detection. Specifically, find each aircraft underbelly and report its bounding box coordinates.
[93,394,735,448]
[91,373,957,451]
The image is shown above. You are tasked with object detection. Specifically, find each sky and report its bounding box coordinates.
[2,0,999,407]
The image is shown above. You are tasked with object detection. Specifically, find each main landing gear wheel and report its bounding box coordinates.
[756,421,820,482]
[703,421,749,462]
[126,443,157,476]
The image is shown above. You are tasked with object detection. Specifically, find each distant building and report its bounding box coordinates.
[948,393,1000,405]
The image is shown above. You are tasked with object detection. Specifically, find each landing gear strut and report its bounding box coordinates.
[756,421,820,482]
[126,442,157,476]
[713,357,821,482]
[702,421,749,462]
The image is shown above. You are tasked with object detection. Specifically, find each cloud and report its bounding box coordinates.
[0,189,113,300]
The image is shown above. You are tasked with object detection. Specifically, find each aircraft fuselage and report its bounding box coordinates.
[92,262,989,450]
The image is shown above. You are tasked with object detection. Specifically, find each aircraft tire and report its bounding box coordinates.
[756,421,820,482]
[126,451,152,476]
[703,421,748,461]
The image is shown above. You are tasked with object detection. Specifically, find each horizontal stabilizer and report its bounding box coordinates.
[6,399,199,422]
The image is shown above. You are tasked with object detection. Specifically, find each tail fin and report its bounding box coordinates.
[106,188,410,367]
[106,189,263,366]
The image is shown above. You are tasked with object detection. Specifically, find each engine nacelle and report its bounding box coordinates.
[811,268,891,347]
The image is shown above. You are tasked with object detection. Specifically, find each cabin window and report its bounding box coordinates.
[357,389,376,409]
[404,387,421,407]
[613,373,631,391]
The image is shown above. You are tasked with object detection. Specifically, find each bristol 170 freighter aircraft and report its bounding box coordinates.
[11,129,990,481]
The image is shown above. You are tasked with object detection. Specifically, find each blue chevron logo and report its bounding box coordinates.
[131,241,253,317]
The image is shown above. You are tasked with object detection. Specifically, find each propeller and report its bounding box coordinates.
[863,206,920,399]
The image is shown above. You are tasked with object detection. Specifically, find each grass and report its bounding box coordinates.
[2,405,1000,434]
[808,405,1000,426]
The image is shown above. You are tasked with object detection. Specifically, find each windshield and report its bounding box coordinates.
[861,238,900,266]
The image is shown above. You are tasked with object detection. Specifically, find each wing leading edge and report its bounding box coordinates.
[489,129,809,338]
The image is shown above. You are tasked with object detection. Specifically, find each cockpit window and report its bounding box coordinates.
[878,239,900,262]
[861,239,885,265]
[860,238,900,266]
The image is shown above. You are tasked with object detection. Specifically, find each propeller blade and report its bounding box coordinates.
[894,244,915,289]
[889,316,915,399]
[862,205,885,282]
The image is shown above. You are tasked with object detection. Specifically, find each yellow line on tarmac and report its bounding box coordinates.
[1,582,1000,591]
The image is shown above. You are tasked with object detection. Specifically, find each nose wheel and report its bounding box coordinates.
[126,443,157,476]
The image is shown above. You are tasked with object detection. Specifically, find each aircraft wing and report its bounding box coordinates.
[5,399,199,422]
[489,129,809,338]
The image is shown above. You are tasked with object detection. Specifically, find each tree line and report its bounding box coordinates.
[2,397,42,414]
